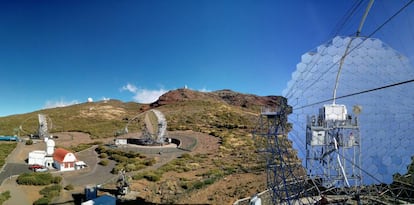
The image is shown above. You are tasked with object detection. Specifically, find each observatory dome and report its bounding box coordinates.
[46,139,55,147]
[283,36,414,184]
[46,139,55,155]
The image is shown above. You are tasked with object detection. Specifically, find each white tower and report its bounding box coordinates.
[46,139,55,156]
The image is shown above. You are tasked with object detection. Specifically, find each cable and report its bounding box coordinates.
[293,78,414,110]
[329,0,364,37]
[335,151,399,200]
[285,0,414,101]
[364,0,414,39]
[284,0,364,99]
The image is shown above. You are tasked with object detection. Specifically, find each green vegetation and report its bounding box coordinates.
[95,145,155,173]
[179,169,225,191]
[0,100,142,138]
[64,184,74,191]
[99,153,108,158]
[33,197,49,205]
[25,139,33,145]
[0,191,11,205]
[99,159,109,166]
[132,171,162,182]
[39,184,62,199]
[16,172,62,186]
[0,143,17,168]
[69,143,93,152]
[159,153,204,173]
[58,141,103,153]
[133,153,213,184]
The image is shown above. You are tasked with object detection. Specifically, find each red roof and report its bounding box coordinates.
[53,148,73,163]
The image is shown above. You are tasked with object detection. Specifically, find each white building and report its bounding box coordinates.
[27,138,86,171]
[53,148,78,171]
[28,138,55,168]
[28,150,47,165]
[115,138,127,146]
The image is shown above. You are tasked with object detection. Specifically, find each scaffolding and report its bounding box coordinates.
[253,106,319,205]
[306,104,362,194]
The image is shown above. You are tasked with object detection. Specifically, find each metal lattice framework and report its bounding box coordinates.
[38,114,49,138]
[253,106,319,204]
[305,104,362,194]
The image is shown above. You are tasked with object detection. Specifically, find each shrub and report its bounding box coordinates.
[144,158,156,166]
[0,191,11,204]
[0,143,17,168]
[25,139,33,145]
[125,164,136,172]
[96,145,155,173]
[64,184,74,191]
[193,181,204,189]
[133,171,161,182]
[51,176,62,184]
[17,173,61,186]
[99,153,108,158]
[99,159,109,166]
[179,153,192,159]
[40,184,62,199]
[70,143,92,152]
[33,197,49,205]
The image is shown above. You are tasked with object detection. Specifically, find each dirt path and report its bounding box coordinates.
[1,176,32,205]
[0,141,33,205]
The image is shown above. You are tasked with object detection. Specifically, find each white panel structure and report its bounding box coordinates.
[152,109,167,144]
[283,36,414,184]
[38,114,49,138]
[28,150,47,165]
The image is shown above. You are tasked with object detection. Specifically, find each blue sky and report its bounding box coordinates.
[0,0,413,116]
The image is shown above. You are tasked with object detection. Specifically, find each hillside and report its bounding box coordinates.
[0,89,287,139]
[0,89,298,204]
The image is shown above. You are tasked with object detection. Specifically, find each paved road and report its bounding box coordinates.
[60,146,117,186]
[0,142,32,205]
[0,163,31,183]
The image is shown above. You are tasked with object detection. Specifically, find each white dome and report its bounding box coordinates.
[46,139,55,147]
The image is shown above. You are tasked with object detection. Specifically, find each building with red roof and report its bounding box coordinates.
[53,148,77,171]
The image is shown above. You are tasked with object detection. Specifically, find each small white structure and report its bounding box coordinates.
[320,104,347,121]
[115,138,127,146]
[53,148,77,171]
[28,150,47,165]
[75,161,87,170]
[46,138,55,155]
[249,194,262,205]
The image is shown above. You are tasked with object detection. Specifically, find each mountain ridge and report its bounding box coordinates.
[0,88,286,137]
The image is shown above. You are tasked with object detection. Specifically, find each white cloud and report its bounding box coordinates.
[186,85,210,93]
[121,83,138,93]
[198,87,211,92]
[121,83,168,103]
[44,99,79,109]
[101,97,110,102]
